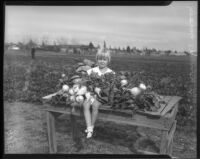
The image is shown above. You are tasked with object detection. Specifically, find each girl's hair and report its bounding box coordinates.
[96,48,111,62]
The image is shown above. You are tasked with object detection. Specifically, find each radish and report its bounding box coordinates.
[139,83,147,90]
[70,95,76,102]
[94,87,101,95]
[121,79,128,86]
[61,73,66,78]
[62,84,69,92]
[130,87,142,96]
[76,95,84,103]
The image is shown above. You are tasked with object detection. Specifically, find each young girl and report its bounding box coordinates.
[83,49,115,138]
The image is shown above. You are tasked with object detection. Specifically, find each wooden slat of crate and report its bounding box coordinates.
[160,96,182,116]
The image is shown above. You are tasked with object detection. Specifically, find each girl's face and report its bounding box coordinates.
[97,56,109,69]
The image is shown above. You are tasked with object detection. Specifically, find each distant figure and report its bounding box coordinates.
[31,48,35,59]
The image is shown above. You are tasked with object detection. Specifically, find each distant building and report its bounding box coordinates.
[8,44,20,50]
[151,51,160,56]
[139,51,146,56]
[159,51,166,56]
[190,51,197,56]
[169,51,186,56]
[59,44,97,54]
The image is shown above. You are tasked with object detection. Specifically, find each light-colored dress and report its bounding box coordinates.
[87,66,114,76]
[86,66,115,104]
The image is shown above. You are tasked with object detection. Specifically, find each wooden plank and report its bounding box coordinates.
[42,107,169,130]
[99,105,133,118]
[70,109,80,143]
[158,96,173,114]
[164,103,178,119]
[46,111,57,153]
[136,149,158,155]
[161,96,182,116]
[167,121,177,155]
[168,137,174,156]
[99,113,169,130]
[160,130,168,154]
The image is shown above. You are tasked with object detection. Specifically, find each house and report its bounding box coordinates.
[159,51,166,56]
[7,44,20,50]
[169,51,186,56]
[151,51,160,56]
[59,44,97,54]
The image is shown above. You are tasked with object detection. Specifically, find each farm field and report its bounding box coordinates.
[3,50,197,157]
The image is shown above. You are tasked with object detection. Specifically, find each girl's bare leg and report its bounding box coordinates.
[91,100,101,127]
[83,100,92,128]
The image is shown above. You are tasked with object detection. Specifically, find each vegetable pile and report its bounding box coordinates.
[50,59,167,113]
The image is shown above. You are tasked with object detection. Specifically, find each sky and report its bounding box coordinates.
[4,1,197,52]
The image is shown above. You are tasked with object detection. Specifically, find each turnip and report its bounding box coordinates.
[94,87,101,95]
[76,95,84,103]
[121,79,128,86]
[61,73,66,78]
[70,95,76,102]
[139,83,147,90]
[62,84,69,92]
[130,87,142,96]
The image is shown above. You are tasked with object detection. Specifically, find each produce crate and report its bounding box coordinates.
[41,91,182,155]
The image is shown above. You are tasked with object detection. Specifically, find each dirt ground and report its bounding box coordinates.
[4,101,196,158]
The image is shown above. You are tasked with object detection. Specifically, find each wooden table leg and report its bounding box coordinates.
[160,130,168,154]
[160,120,176,155]
[70,107,81,141]
[71,112,78,141]
[47,111,57,153]
[167,120,177,156]
[70,106,83,151]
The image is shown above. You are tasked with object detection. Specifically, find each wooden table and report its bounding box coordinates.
[42,92,182,155]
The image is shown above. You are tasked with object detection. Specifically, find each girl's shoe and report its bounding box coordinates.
[86,131,93,138]
[85,126,94,133]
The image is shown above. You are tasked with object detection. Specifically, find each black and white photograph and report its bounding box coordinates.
[4,1,197,158]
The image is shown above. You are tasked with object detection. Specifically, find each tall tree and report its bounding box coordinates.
[126,46,131,53]
[89,42,94,49]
